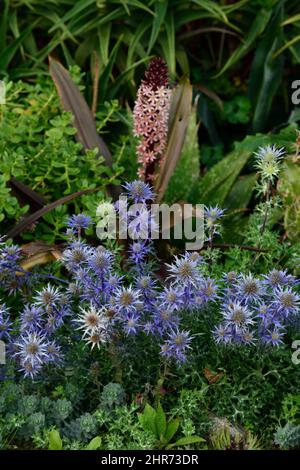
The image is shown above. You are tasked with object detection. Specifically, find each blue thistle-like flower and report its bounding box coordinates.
[87,247,113,276]
[123,180,155,203]
[14,331,50,367]
[223,301,254,333]
[20,305,43,333]
[158,286,184,312]
[143,320,156,335]
[136,275,157,294]
[204,205,225,242]
[197,278,219,303]
[62,241,92,271]
[166,252,202,287]
[213,324,232,344]
[33,284,62,309]
[45,341,62,364]
[160,328,193,363]
[255,303,275,327]
[241,329,256,345]
[0,303,12,340]
[123,312,140,335]
[263,269,298,288]
[128,205,153,240]
[261,326,285,347]
[83,328,110,350]
[254,145,285,182]
[204,206,225,226]
[66,213,92,231]
[129,241,152,267]
[236,273,264,304]
[112,286,142,316]
[18,359,43,379]
[153,308,180,332]
[77,303,110,337]
[272,287,300,317]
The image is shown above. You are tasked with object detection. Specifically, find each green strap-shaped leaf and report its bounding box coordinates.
[214,9,273,78]
[0,23,35,72]
[164,418,180,444]
[167,435,205,449]
[147,0,169,54]
[249,1,284,132]
[155,403,167,440]
[138,404,158,438]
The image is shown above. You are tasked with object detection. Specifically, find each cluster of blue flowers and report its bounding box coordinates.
[4,283,68,378]
[214,270,300,346]
[0,237,29,294]
[0,181,299,379]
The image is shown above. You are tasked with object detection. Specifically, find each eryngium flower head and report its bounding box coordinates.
[62,241,93,271]
[204,206,225,228]
[20,305,43,333]
[213,324,232,344]
[123,181,155,203]
[33,284,62,308]
[237,273,264,303]
[272,287,300,317]
[14,331,50,367]
[77,303,110,336]
[223,301,254,333]
[254,145,285,182]
[112,286,142,316]
[160,328,193,364]
[261,326,285,347]
[83,328,109,350]
[133,58,171,180]
[66,213,92,231]
[166,252,202,286]
[0,302,12,340]
[197,278,219,303]
[159,287,184,311]
[87,246,113,275]
[263,269,297,288]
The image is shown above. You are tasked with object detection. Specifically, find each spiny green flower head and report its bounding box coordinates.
[254,145,285,183]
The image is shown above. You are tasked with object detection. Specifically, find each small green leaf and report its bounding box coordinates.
[138,404,157,438]
[49,429,63,450]
[168,435,205,449]
[155,403,167,440]
[85,436,102,450]
[164,418,180,444]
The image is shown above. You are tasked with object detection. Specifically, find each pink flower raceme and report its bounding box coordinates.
[133,58,171,182]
